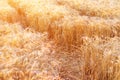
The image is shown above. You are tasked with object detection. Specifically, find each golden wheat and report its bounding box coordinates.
[0,0,19,23]
[0,0,119,80]
[8,0,120,46]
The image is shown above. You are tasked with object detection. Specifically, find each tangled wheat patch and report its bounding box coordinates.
[0,0,120,80]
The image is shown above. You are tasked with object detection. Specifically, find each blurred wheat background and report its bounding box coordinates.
[0,0,120,80]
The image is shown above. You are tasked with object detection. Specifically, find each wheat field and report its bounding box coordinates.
[0,0,120,80]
